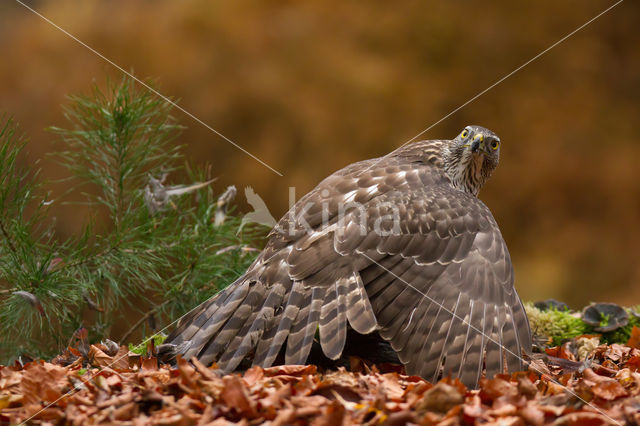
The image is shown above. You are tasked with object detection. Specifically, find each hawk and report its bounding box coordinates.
[164,125,532,388]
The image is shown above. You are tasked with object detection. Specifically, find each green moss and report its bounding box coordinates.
[599,312,611,328]
[525,303,640,346]
[128,334,167,355]
[597,308,640,345]
[524,303,588,346]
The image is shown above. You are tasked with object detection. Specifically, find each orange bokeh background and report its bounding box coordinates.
[0,0,638,308]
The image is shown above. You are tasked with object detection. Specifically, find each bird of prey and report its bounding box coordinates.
[163,125,532,388]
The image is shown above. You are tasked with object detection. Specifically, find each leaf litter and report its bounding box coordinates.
[2,329,640,424]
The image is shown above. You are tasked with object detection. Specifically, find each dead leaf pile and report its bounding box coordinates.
[2,338,640,424]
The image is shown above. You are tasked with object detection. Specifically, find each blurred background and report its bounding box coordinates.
[0,0,638,308]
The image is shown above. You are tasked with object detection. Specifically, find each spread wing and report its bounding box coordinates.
[337,186,532,386]
[164,146,531,388]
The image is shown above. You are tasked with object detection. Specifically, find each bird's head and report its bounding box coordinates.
[444,125,501,196]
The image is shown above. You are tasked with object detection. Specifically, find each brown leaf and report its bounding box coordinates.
[519,401,545,426]
[112,401,137,421]
[616,368,640,392]
[594,362,618,377]
[528,357,551,377]
[221,375,257,418]
[582,368,616,385]
[271,407,295,425]
[624,355,640,372]
[546,344,575,361]
[591,380,629,400]
[313,383,363,404]
[260,382,292,412]
[263,364,317,377]
[311,400,345,426]
[377,373,405,401]
[553,411,617,425]
[141,355,158,371]
[190,357,217,381]
[517,376,538,399]
[242,365,264,386]
[603,344,628,362]
[381,410,416,425]
[20,361,68,405]
[627,326,640,349]
[478,377,518,403]
[416,382,464,413]
[87,345,130,370]
[461,395,484,422]
[176,356,197,387]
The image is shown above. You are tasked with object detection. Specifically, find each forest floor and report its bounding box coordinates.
[2,330,640,425]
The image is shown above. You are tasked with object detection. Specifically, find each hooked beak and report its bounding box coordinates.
[470,134,484,153]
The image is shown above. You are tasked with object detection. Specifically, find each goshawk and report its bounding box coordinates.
[164,125,532,388]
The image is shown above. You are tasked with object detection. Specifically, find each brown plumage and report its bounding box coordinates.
[163,125,532,388]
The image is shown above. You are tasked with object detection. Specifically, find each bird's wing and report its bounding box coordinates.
[164,158,424,369]
[165,153,531,388]
[331,186,532,388]
[281,183,531,387]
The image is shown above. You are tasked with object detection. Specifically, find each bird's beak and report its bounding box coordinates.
[470,134,484,153]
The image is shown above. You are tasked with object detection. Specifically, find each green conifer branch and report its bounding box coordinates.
[0,78,265,363]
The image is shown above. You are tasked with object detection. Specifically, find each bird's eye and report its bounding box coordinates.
[491,141,499,150]
[461,130,469,138]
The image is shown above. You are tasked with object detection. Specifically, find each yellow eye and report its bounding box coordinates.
[461,130,469,138]
[491,141,499,150]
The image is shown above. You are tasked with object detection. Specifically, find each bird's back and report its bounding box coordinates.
[163,136,531,389]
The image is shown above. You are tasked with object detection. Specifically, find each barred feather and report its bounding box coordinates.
[163,126,532,389]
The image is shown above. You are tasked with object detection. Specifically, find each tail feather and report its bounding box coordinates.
[180,282,250,361]
[218,282,288,371]
[254,280,305,366]
[285,286,325,365]
[458,301,486,387]
[196,282,265,365]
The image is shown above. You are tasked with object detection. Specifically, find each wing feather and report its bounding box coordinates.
[285,286,325,364]
[163,144,531,390]
[253,280,305,366]
[318,282,347,359]
[345,272,377,334]
[458,301,485,385]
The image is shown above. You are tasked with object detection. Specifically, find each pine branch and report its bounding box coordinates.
[0,78,266,363]
[0,219,18,255]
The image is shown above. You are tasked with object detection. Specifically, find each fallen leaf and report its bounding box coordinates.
[263,364,317,377]
[417,382,464,413]
[221,375,257,418]
[20,362,68,405]
[141,356,158,371]
[519,401,545,426]
[87,345,130,370]
[553,411,617,425]
[624,355,640,372]
[627,326,640,349]
[478,377,518,403]
[313,383,363,404]
[517,376,538,399]
[591,380,629,400]
[311,400,345,426]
